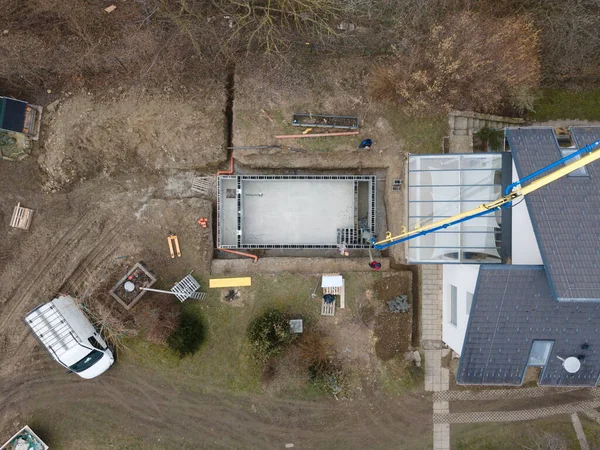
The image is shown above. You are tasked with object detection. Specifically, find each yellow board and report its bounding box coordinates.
[209,277,252,288]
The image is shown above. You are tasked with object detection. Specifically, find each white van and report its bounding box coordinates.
[25,295,114,379]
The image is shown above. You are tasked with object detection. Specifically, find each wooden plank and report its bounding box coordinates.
[340,279,345,309]
[209,277,252,288]
[275,131,359,139]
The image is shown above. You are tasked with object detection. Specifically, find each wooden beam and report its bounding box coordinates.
[275,131,359,139]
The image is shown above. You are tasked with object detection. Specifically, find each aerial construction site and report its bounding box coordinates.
[2,2,600,448]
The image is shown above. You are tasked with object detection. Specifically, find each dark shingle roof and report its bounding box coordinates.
[506,127,600,301]
[457,266,600,386]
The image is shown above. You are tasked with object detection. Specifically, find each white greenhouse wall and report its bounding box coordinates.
[511,161,543,265]
[442,264,480,355]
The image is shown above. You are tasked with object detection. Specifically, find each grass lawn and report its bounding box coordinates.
[579,415,600,449]
[122,272,391,396]
[452,416,579,450]
[530,89,600,121]
[387,113,448,154]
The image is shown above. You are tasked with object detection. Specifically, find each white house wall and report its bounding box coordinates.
[511,161,543,264]
[442,264,480,355]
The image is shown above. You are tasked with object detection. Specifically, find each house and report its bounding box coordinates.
[409,126,600,386]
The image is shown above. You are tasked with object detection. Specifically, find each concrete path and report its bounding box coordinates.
[434,399,600,424]
[434,386,584,401]
[420,264,450,449]
[571,413,590,450]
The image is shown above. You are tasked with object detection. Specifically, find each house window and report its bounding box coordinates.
[466,291,473,315]
[528,340,553,366]
[561,150,589,177]
[450,285,458,326]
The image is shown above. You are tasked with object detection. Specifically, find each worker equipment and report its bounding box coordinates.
[373,139,600,250]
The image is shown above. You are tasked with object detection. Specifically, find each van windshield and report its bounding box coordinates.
[69,350,104,373]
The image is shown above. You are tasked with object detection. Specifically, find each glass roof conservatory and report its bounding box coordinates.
[408,154,504,263]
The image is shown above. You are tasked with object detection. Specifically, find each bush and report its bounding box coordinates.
[136,298,181,345]
[248,309,296,362]
[369,12,540,115]
[167,309,205,357]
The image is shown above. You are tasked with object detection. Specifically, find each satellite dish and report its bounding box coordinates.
[562,357,581,374]
[124,281,135,293]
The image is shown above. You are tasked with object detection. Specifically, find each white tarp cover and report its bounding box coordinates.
[321,275,343,288]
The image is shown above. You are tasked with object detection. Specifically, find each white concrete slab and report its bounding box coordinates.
[241,179,354,246]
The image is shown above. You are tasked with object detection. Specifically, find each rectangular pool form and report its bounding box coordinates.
[217,175,376,249]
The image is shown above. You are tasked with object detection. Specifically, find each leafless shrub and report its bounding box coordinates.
[74,269,138,356]
[135,297,181,345]
[369,12,540,115]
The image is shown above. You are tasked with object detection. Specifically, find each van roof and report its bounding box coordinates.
[25,296,91,366]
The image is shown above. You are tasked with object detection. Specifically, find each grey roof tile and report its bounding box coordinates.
[506,127,600,301]
[458,266,600,386]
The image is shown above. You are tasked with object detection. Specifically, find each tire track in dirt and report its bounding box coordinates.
[0,212,127,366]
[58,217,126,293]
[0,366,432,450]
[0,208,100,331]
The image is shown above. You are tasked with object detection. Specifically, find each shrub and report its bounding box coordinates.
[167,309,205,357]
[369,12,540,115]
[136,298,181,345]
[248,309,296,362]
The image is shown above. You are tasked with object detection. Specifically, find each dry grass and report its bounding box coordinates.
[74,270,138,356]
[135,297,180,345]
[370,12,540,115]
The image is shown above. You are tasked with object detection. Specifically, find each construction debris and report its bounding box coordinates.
[167,233,181,258]
[292,113,359,130]
[388,295,409,313]
[197,217,208,228]
[141,273,202,302]
[1,425,48,450]
[191,176,216,196]
[104,5,116,13]
[9,202,34,230]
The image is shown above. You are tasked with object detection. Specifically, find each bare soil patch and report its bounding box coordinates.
[233,57,404,154]
[365,273,413,361]
[38,86,226,191]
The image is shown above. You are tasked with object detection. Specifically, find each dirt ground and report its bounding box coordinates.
[0,63,435,448]
[38,84,226,192]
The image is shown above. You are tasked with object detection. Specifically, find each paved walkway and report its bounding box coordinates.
[571,413,590,450]
[434,386,584,401]
[420,264,450,449]
[434,399,600,424]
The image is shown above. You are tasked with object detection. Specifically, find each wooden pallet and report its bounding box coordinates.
[192,176,216,196]
[10,203,34,230]
[321,297,336,316]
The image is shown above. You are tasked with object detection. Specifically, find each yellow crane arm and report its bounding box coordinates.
[373,140,600,250]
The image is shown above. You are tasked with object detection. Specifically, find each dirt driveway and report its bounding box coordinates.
[0,361,431,450]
